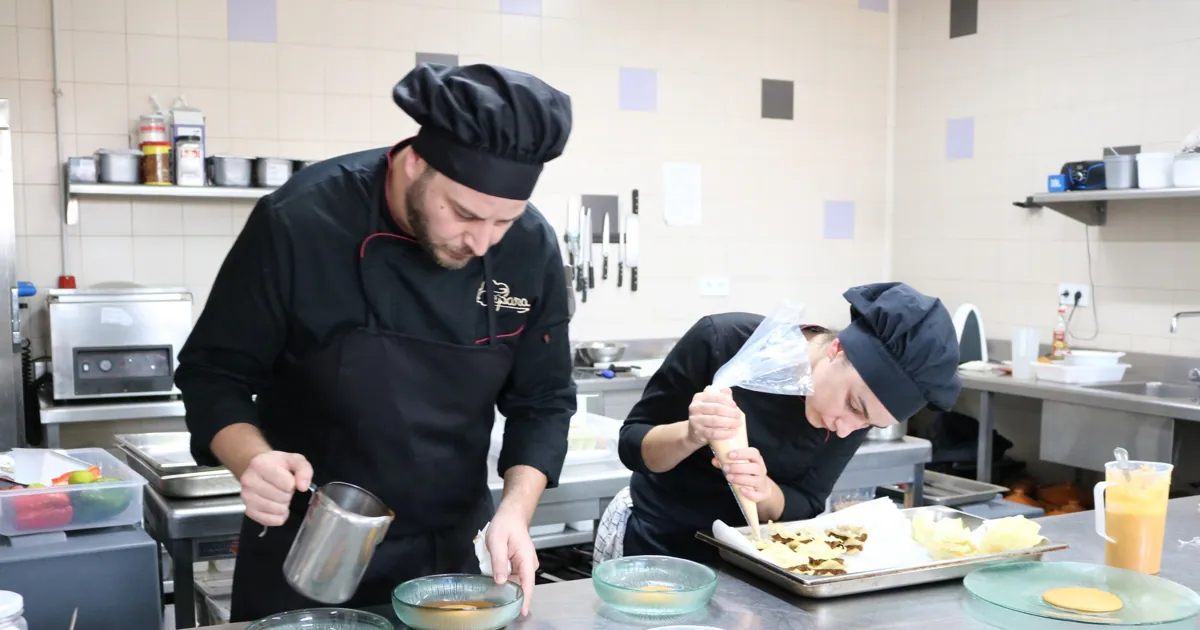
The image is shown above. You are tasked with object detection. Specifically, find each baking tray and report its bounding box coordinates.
[115,432,240,498]
[114,432,207,472]
[879,471,1010,507]
[695,505,1068,599]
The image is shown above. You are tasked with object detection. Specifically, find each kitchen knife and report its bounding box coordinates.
[586,207,595,290]
[567,196,581,292]
[601,212,610,281]
[617,202,626,288]
[628,189,640,292]
[626,212,639,293]
[581,206,591,301]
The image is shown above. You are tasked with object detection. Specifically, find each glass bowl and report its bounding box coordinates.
[245,608,392,630]
[391,574,522,630]
[591,555,718,617]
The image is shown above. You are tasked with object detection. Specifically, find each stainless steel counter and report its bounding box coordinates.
[198,496,1200,630]
[960,371,1200,422]
[960,369,1200,484]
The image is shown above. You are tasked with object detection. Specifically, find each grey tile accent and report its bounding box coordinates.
[950,0,978,38]
[227,0,276,43]
[415,52,459,67]
[500,0,541,16]
[761,79,794,121]
[581,194,619,243]
[1104,145,1141,156]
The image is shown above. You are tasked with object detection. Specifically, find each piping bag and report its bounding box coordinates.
[707,301,816,541]
[707,398,761,540]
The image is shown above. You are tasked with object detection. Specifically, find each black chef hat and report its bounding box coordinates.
[837,282,962,421]
[393,63,573,201]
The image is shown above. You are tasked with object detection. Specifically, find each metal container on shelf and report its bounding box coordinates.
[95,149,142,184]
[254,157,293,188]
[207,155,253,187]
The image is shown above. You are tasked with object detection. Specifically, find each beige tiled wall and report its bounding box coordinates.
[2,0,891,353]
[893,0,1200,358]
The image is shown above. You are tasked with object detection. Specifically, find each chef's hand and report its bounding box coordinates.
[687,385,743,446]
[240,451,313,527]
[711,447,772,503]
[486,507,539,616]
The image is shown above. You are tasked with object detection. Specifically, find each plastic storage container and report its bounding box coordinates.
[490,411,619,467]
[0,448,147,537]
[1173,153,1200,187]
[1031,361,1129,385]
[0,591,26,630]
[1135,152,1175,189]
[1062,349,1125,366]
[1102,154,1137,189]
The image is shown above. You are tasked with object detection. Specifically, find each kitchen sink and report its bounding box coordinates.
[1085,381,1200,402]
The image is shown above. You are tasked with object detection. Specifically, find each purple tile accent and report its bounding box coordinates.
[823,201,855,240]
[227,0,276,43]
[858,0,889,12]
[946,117,974,160]
[500,0,541,16]
[619,68,657,112]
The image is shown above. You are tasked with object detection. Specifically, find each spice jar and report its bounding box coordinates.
[141,141,173,185]
[137,113,168,145]
[0,591,28,630]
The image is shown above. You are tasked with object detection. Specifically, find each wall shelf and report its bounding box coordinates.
[1013,186,1200,226]
[67,182,276,200]
[63,181,277,225]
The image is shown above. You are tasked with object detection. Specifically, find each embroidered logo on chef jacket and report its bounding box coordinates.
[477,280,531,313]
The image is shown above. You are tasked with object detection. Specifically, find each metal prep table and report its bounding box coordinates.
[959,370,1200,483]
[146,459,633,629]
[147,436,928,628]
[199,497,1200,630]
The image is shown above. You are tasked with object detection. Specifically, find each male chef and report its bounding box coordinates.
[175,63,576,621]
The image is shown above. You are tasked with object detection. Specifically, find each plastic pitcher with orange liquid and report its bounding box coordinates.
[1093,460,1172,574]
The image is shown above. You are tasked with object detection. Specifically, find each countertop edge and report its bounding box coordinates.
[958,371,1200,421]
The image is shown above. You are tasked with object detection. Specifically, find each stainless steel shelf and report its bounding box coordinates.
[38,389,185,425]
[1014,186,1200,226]
[67,182,276,200]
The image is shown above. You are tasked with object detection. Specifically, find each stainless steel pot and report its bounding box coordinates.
[282,482,394,604]
[207,155,253,187]
[866,419,909,441]
[576,341,627,365]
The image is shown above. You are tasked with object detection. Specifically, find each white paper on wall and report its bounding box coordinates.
[663,162,702,226]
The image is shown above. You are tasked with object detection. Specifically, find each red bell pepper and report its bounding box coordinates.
[10,491,74,531]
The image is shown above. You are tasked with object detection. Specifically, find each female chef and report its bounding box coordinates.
[595,282,963,563]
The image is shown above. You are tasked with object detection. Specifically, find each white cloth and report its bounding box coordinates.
[593,485,632,565]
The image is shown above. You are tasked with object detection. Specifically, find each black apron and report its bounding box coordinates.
[229,156,514,622]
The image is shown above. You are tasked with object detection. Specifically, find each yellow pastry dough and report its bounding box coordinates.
[1042,587,1124,613]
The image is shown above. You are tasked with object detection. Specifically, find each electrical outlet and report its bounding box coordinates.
[699,275,730,297]
[1058,283,1091,307]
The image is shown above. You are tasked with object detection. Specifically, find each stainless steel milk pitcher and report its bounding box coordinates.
[282,481,394,604]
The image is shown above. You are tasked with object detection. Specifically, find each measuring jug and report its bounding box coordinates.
[282,481,394,604]
[1094,460,1172,574]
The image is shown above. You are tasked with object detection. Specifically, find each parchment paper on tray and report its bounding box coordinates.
[712,498,933,574]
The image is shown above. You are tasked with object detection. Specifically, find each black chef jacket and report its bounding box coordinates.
[618,313,868,562]
[176,143,575,486]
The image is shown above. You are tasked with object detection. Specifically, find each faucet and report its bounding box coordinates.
[1170,311,1200,333]
[1169,312,1200,382]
